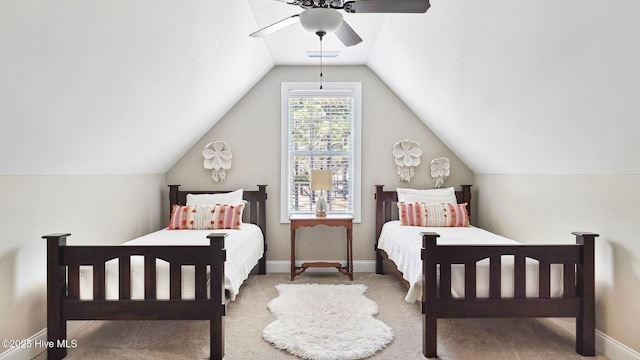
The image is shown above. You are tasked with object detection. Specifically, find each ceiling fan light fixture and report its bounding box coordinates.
[299,8,343,34]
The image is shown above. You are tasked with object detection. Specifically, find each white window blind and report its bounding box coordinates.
[281,82,362,222]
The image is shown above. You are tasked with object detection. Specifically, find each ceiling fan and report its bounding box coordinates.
[250,0,431,47]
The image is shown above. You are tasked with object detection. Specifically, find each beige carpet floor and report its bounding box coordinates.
[33,272,607,360]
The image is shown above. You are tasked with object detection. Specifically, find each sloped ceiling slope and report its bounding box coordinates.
[3,0,638,175]
[0,0,272,175]
[368,0,640,174]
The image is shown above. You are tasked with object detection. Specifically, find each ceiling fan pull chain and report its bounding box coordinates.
[320,34,323,90]
[317,30,326,89]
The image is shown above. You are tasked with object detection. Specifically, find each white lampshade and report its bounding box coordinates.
[299,8,343,34]
[310,170,332,190]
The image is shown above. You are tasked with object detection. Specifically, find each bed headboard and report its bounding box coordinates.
[168,185,268,238]
[374,185,472,242]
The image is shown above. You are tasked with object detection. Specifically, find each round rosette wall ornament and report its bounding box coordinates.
[430,157,450,188]
[203,141,232,183]
[393,139,423,182]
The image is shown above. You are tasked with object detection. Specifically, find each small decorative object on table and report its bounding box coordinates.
[310,169,332,217]
[430,157,450,188]
[393,139,422,182]
[203,141,232,182]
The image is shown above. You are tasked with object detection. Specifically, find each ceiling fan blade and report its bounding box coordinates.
[344,0,430,13]
[334,20,362,47]
[250,14,300,38]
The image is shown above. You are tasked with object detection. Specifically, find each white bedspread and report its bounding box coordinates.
[79,224,264,301]
[378,221,563,303]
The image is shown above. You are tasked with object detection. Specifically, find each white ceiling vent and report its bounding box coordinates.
[306,51,339,58]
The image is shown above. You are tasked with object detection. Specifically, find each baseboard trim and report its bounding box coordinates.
[266,260,376,274]
[0,321,88,360]
[0,328,46,360]
[546,318,640,360]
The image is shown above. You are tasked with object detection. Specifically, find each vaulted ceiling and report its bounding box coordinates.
[1,0,638,175]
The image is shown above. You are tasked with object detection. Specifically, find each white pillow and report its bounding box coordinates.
[186,188,244,206]
[396,187,457,204]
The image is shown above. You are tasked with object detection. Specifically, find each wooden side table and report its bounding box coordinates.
[289,214,353,281]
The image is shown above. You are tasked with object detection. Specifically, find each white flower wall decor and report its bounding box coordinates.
[393,139,423,182]
[430,157,450,188]
[203,141,232,182]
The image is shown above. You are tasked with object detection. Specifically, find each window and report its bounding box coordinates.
[280,82,362,222]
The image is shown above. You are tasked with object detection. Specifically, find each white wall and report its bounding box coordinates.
[475,174,640,354]
[166,65,475,262]
[0,175,165,357]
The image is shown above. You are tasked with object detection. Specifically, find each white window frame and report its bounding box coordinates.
[280,81,362,223]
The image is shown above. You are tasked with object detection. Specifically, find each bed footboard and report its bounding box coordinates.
[44,232,227,360]
[421,231,598,358]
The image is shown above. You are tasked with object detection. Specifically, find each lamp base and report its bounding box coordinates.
[315,192,327,217]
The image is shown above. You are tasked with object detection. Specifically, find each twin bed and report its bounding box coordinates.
[375,184,598,358]
[45,183,597,359]
[44,185,267,360]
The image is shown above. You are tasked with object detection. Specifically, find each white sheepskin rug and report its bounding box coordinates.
[263,283,394,360]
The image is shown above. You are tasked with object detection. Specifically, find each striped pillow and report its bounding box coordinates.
[168,204,244,230]
[168,204,194,229]
[399,202,470,227]
[194,203,244,230]
[398,202,428,226]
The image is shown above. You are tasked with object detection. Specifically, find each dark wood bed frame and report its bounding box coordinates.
[44,184,267,360]
[374,184,598,358]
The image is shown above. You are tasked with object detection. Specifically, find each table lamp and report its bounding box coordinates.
[310,170,332,217]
